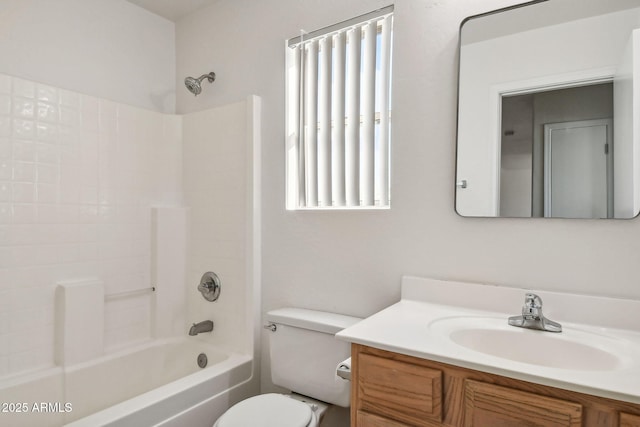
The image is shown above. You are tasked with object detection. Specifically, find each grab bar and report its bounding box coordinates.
[105,286,156,300]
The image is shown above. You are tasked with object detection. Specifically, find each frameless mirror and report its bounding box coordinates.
[456,0,640,218]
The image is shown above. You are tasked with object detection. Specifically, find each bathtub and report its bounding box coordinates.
[0,338,253,427]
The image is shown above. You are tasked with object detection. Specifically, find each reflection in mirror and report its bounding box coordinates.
[456,0,640,219]
[500,83,613,218]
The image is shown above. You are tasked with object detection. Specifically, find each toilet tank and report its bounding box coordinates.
[266,308,361,407]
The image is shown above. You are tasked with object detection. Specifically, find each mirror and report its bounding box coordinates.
[456,0,640,218]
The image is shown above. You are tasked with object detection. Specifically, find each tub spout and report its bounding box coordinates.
[189,320,214,336]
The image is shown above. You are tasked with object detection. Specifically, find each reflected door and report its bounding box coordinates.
[544,119,613,218]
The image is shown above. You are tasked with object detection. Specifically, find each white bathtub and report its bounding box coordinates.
[0,338,253,427]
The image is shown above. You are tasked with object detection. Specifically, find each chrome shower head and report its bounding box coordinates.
[184,72,216,96]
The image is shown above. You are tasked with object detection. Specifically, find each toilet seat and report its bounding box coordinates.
[214,393,316,427]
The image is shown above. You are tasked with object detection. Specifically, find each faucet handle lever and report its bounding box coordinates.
[522,293,543,318]
[524,293,542,308]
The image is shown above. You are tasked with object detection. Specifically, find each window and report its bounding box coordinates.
[285,6,394,210]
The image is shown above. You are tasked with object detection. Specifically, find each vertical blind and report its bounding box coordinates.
[286,6,394,209]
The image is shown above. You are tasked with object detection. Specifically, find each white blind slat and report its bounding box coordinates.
[345,26,361,207]
[332,32,347,206]
[360,21,377,207]
[318,36,332,206]
[304,40,319,207]
[376,16,392,206]
[293,44,305,207]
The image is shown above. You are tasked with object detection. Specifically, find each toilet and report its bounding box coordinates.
[214,307,362,427]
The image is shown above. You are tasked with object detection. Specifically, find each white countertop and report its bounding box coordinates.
[336,276,640,404]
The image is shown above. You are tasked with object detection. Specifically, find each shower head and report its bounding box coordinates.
[184,72,216,96]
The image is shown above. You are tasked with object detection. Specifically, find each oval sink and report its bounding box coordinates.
[429,316,630,371]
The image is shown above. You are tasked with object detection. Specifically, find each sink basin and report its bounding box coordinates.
[429,316,630,371]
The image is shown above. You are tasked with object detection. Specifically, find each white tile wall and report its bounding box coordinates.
[0,74,182,377]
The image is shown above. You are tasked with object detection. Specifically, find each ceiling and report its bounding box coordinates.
[126,0,220,22]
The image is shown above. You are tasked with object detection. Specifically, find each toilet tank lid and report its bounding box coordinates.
[266,308,362,334]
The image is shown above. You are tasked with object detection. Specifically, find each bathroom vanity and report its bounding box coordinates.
[350,344,640,427]
[336,277,640,427]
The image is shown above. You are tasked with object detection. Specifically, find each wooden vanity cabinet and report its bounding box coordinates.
[464,379,582,426]
[354,350,442,426]
[351,344,640,427]
[621,413,640,427]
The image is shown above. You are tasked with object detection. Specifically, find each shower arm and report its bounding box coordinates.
[195,73,216,83]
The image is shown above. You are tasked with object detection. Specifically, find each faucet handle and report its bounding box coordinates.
[522,293,543,318]
[524,293,542,308]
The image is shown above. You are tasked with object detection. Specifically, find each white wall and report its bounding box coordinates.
[176,1,640,409]
[0,0,176,113]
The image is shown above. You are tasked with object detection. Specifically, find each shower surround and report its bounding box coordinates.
[0,73,260,426]
[0,73,183,376]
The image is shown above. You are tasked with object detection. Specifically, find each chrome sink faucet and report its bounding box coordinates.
[189,320,214,336]
[508,293,562,333]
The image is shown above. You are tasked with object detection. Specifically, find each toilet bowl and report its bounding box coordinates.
[213,393,327,427]
[213,308,361,427]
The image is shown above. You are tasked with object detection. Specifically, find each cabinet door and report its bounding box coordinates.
[357,352,442,426]
[464,380,582,427]
[621,412,640,427]
[357,410,412,427]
